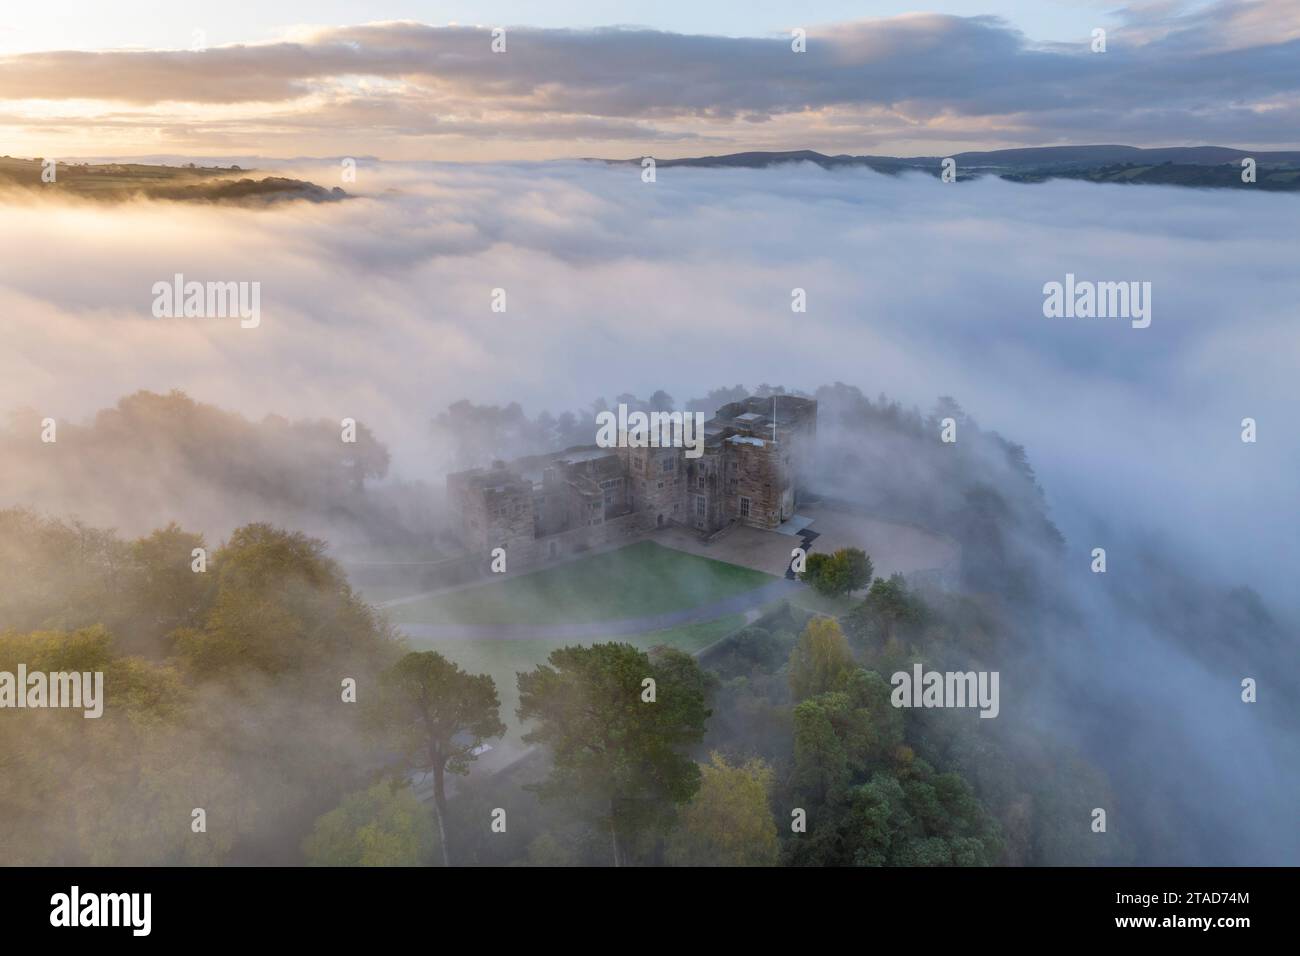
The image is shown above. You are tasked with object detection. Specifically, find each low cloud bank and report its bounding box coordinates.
[3,160,1296,863]
[3,159,1295,598]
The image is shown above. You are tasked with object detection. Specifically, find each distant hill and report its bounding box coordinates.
[0,157,347,204]
[146,175,348,204]
[596,145,1300,190]
[931,144,1300,167]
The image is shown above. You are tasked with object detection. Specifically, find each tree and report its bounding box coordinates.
[859,574,926,645]
[786,748,1001,867]
[840,757,1001,867]
[517,643,711,866]
[667,753,778,866]
[791,669,905,808]
[801,552,835,594]
[374,651,505,866]
[554,410,581,446]
[927,396,969,434]
[0,625,249,866]
[0,507,132,635]
[841,668,905,764]
[303,780,438,866]
[792,692,854,806]
[125,523,215,654]
[800,547,873,597]
[788,616,854,701]
[430,399,534,470]
[171,523,396,681]
[534,410,558,448]
[841,548,874,593]
[0,391,396,534]
[685,385,749,417]
[647,390,675,413]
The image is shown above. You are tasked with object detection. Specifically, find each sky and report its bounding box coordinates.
[1,0,1298,159]
[0,1,1122,51]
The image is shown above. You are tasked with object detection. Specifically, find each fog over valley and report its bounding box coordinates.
[2,160,1295,601]
[2,158,1296,867]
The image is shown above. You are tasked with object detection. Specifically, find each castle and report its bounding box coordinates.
[447,395,817,566]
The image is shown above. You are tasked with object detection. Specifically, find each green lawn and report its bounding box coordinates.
[379,540,772,759]
[385,540,775,626]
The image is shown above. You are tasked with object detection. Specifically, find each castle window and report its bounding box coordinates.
[695,496,706,517]
[661,458,674,473]
[739,496,751,518]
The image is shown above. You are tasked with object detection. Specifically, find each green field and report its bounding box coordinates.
[378,540,775,761]
[385,540,775,626]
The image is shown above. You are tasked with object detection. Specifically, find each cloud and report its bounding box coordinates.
[1,3,1297,156]
[2,159,1297,601]
[3,159,1297,862]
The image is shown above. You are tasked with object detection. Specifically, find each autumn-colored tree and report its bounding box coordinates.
[788,616,855,700]
[667,752,779,866]
[0,625,251,866]
[303,780,438,866]
[171,523,396,681]
[125,523,215,654]
[0,508,131,634]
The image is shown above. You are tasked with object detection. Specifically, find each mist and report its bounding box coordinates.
[2,160,1294,590]
[2,159,1296,864]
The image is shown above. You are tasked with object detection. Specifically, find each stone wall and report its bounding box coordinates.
[685,447,727,532]
[532,510,643,563]
[726,438,789,530]
[446,469,538,564]
[621,445,686,530]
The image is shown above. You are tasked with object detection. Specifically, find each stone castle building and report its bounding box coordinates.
[446,395,817,566]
